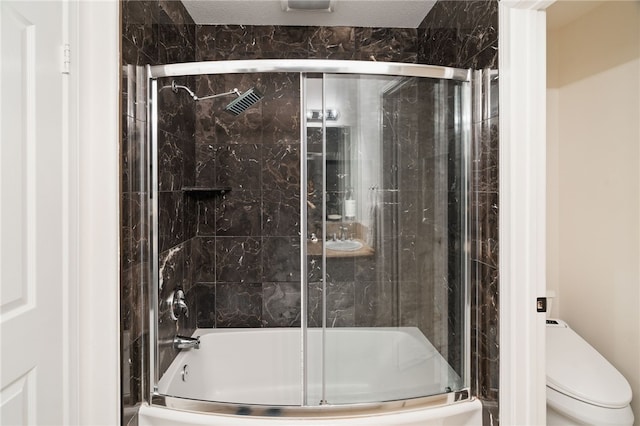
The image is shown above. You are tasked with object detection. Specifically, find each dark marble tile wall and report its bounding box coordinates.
[120,1,196,424]
[419,2,500,424]
[418,0,499,69]
[186,12,461,330]
[379,78,467,377]
[189,13,499,423]
[185,73,458,333]
[444,81,469,380]
[121,62,150,426]
[380,80,431,335]
[195,25,420,63]
[121,1,499,424]
[472,114,500,424]
[153,40,198,392]
[186,69,302,328]
[122,0,196,66]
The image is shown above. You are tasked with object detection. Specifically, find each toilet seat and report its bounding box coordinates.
[546,320,632,409]
[547,386,635,425]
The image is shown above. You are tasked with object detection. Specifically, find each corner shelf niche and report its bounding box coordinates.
[181,187,231,196]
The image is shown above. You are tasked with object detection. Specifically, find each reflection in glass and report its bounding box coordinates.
[305,74,469,405]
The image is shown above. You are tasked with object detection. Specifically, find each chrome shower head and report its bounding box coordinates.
[224,87,264,116]
[168,80,263,116]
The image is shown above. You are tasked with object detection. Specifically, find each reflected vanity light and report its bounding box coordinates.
[306,109,339,121]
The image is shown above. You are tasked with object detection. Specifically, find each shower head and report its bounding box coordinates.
[168,80,263,116]
[224,87,264,116]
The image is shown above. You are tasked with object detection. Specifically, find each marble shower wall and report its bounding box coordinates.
[419,0,500,422]
[187,70,302,328]
[121,0,499,424]
[187,0,497,331]
[120,1,196,425]
[379,79,449,356]
[121,64,149,426]
[186,22,431,329]
[188,10,499,421]
[418,0,498,69]
[155,73,198,379]
[471,74,500,424]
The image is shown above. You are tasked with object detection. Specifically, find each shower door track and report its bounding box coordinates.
[147,59,471,82]
[150,389,473,418]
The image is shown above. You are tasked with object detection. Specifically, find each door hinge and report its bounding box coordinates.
[61,43,70,74]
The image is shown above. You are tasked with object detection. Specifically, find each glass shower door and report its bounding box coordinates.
[151,71,306,406]
[304,73,470,405]
[148,61,471,410]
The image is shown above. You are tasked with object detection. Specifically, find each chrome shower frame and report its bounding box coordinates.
[146,59,473,417]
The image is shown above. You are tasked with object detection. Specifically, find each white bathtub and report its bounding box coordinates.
[141,327,482,425]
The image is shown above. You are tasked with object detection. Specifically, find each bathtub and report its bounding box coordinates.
[140,327,482,425]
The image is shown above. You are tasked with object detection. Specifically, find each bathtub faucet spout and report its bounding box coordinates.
[174,335,200,350]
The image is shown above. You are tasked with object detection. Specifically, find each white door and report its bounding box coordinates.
[1,1,68,424]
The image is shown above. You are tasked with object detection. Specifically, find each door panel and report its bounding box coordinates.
[1,1,66,424]
[305,73,470,405]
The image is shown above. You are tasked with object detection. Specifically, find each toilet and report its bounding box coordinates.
[546,319,634,425]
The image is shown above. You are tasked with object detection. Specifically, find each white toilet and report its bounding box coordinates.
[546,319,634,425]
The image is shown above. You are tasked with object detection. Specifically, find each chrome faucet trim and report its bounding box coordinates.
[170,289,189,320]
[339,225,348,241]
[174,335,200,350]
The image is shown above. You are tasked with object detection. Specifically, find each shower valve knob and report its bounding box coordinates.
[170,289,189,321]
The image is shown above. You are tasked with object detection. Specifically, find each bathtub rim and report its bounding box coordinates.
[149,388,472,418]
[156,326,464,406]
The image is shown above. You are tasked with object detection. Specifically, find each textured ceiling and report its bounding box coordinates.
[181,0,437,28]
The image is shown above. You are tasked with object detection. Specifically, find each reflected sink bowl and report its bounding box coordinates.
[325,240,363,252]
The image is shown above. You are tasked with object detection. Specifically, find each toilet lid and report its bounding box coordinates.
[546,320,632,409]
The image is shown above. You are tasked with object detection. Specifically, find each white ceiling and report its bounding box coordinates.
[181,0,437,28]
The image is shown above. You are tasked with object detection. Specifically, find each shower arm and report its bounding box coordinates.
[197,89,241,101]
[170,80,240,101]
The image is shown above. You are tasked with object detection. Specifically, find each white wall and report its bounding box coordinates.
[547,1,640,420]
